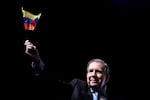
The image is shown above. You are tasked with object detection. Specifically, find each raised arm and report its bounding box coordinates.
[24,40,45,76]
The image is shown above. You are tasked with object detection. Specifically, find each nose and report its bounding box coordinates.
[91,70,96,76]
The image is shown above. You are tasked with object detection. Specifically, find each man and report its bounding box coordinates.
[24,39,110,100]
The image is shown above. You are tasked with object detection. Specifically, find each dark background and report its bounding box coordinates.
[3,0,149,99]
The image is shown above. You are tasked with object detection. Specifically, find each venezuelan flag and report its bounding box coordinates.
[21,7,41,31]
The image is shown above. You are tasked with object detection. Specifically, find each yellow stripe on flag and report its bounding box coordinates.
[21,7,41,20]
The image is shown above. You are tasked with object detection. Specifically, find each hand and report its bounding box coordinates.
[24,40,40,62]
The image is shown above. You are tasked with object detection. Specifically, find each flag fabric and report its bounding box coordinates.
[21,7,41,31]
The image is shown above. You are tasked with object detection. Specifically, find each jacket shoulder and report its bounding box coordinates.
[70,78,87,87]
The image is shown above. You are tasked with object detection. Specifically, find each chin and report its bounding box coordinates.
[90,83,98,87]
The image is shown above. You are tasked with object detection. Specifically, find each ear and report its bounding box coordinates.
[101,74,110,88]
[105,74,110,84]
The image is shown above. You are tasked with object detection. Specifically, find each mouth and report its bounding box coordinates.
[90,80,97,83]
[90,78,97,83]
[89,77,101,84]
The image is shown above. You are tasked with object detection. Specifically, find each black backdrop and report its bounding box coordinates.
[3,0,149,99]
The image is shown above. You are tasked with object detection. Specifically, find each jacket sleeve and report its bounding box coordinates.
[31,58,45,76]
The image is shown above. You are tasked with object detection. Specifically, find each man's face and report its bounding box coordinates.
[86,62,106,88]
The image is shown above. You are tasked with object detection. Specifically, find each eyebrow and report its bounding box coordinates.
[88,69,103,73]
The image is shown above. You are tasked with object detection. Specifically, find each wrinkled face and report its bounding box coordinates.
[87,62,106,88]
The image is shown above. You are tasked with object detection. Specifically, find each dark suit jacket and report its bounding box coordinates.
[57,78,107,100]
[57,78,126,100]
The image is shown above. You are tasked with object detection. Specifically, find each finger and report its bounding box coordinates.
[24,41,33,46]
[32,45,36,49]
[26,45,36,50]
[25,40,29,42]
[24,40,29,45]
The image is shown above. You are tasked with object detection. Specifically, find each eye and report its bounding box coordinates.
[95,70,103,73]
[88,69,93,72]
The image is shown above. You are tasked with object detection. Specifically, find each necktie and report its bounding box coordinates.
[92,92,98,100]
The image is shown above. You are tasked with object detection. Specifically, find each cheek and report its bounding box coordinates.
[86,74,90,82]
[97,74,103,80]
[86,74,89,80]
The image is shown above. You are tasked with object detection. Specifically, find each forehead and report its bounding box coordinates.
[87,62,105,70]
